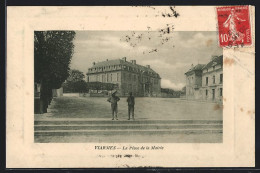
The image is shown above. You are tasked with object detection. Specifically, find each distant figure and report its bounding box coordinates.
[107,90,120,120]
[127,92,135,120]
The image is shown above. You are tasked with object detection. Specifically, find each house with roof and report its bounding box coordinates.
[185,64,205,100]
[201,55,223,102]
[86,57,161,97]
[184,55,223,102]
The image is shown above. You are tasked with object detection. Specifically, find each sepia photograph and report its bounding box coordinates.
[6,5,255,168]
[34,30,223,143]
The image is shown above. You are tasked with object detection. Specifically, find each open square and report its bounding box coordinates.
[35,95,223,143]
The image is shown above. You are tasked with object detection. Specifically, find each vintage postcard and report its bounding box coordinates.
[6,6,255,167]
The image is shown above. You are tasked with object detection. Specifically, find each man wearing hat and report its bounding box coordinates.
[127,92,135,120]
[107,90,120,120]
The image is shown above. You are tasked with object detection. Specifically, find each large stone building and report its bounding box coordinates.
[86,57,161,97]
[185,55,223,102]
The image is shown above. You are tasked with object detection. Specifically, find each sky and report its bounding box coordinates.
[70,31,223,90]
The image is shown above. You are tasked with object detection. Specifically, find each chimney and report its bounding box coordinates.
[122,57,127,62]
[130,60,136,64]
[93,62,96,65]
[190,64,194,69]
[146,65,150,68]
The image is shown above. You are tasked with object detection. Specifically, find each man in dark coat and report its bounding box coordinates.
[127,92,135,120]
[107,90,120,120]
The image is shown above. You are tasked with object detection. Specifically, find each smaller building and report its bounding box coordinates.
[201,55,223,102]
[184,55,223,102]
[185,64,205,100]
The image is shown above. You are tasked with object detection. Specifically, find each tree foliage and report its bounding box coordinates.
[66,69,85,82]
[181,86,186,94]
[87,82,118,93]
[34,31,76,89]
[34,31,76,113]
[63,80,88,93]
[63,69,88,93]
[161,88,182,98]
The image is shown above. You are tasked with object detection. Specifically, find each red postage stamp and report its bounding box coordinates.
[216,6,252,47]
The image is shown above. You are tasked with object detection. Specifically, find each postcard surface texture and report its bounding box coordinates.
[6,6,255,167]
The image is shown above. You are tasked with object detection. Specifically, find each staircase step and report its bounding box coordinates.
[34,124,222,131]
[34,129,223,136]
[34,120,223,125]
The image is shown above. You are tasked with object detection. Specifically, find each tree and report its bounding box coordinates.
[181,86,186,95]
[66,69,85,82]
[87,82,102,93]
[72,80,88,93]
[86,82,117,93]
[34,31,76,113]
[63,69,89,93]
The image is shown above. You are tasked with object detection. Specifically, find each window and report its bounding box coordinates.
[117,73,119,81]
[212,89,215,99]
[206,77,208,86]
[213,66,215,70]
[220,88,223,96]
[134,75,136,82]
[102,75,105,82]
[213,75,215,84]
[206,89,208,96]
[110,74,113,81]
[129,74,131,81]
[220,74,223,84]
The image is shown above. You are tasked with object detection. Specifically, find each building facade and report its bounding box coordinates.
[86,57,161,96]
[184,55,223,102]
[185,64,205,100]
[201,55,223,102]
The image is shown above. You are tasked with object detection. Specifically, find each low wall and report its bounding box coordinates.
[90,93,106,97]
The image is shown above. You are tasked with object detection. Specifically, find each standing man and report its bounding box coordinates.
[127,92,135,120]
[107,90,120,120]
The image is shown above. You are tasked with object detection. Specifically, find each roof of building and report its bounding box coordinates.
[90,58,159,75]
[202,55,223,70]
[185,64,205,75]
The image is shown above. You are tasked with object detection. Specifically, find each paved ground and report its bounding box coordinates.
[36,95,222,120]
[35,95,223,143]
[35,133,222,143]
